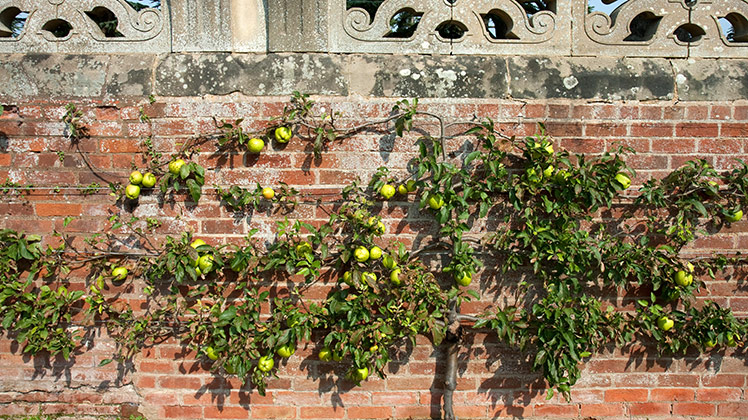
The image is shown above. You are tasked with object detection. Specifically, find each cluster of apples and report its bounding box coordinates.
[244,126,293,155]
[190,238,214,276]
[379,179,417,200]
[124,170,157,200]
[344,217,403,287]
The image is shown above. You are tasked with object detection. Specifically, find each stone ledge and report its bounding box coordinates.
[0,53,745,102]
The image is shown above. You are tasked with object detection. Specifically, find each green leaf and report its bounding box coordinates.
[186,179,202,202]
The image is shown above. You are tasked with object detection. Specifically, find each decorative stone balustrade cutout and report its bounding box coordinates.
[575,0,748,57]
[0,0,745,56]
[0,0,168,52]
[330,0,570,55]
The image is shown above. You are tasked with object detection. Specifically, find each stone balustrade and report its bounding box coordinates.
[0,0,745,57]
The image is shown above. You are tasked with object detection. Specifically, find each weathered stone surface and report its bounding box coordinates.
[0,54,108,99]
[170,0,232,52]
[672,59,748,101]
[155,54,348,97]
[104,55,156,97]
[351,55,508,99]
[267,0,329,52]
[507,57,674,101]
[2,53,747,101]
[0,54,153,100]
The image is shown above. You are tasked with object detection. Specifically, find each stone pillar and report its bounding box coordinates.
[266,0,329,52]
[231,0,267,52]
[169,0,233,52]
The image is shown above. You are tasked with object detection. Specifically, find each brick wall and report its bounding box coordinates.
[0,55,747,419]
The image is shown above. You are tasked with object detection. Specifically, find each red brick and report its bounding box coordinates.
[204,406,250,419]
[35,203,82,217]
[650,388,694,401]
[696,387,742,401]
[580,403,624,417]
[631,122,673,137]
[676,122,719,137]
[584,122,627,137]
[733,105,748,120]
[533,404,578,417]
[299,406,344,419]
[651,138,696,153]
[718,402,748,417]
[605,388,648,402]
[393,405,438,419]
[163,405,203,418]
[698,138,742,154]
[721,123,748,137]
[544,122,583,136]
[139,360,174,374]
[346,406,392,419]
[100,138,141,153]
[547,104,571,119]
[159,376,202,389]
[673,402,716,416]
[251,406,296,419]
[685,105,709,120]
[711,105,731,120]
[145,392,179,405]
[629,402,671,416]
[560,138,605,154]
[701,374,745,387]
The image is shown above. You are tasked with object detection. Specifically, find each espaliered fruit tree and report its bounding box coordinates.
[0,95,747,419]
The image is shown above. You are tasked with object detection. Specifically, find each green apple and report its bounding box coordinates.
[428,194,444,210]
[554,169,570,183]
[276,344,295,358]
[296,241,313,256]
[390,268,402,286]
[318,347,332,362]
[257,355,274,372]
[380,184,396,199]
[354,246,370,262]
[397,184,408,195]
[674,270,693,287]
[205,346,219,361]
[111,266,128,280]
[362,271,377,284]
[275,126,292,143]
[406,180,417,192]
[191,239,207,249]
[129,170,143,185]
[141,172,157,188]
[369,246,382,260]
[382,254,397,270]
[247,138,265,153]
[614,173,631,190]
[455,271,472,287]
[353,366,368,381]
[724,208,743,223]
[168,159,185,175]
[341,270,353,286]
[125,184,140,200]
[657,316,674,331]
[198,255,214,274]
[367,217,385,235]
